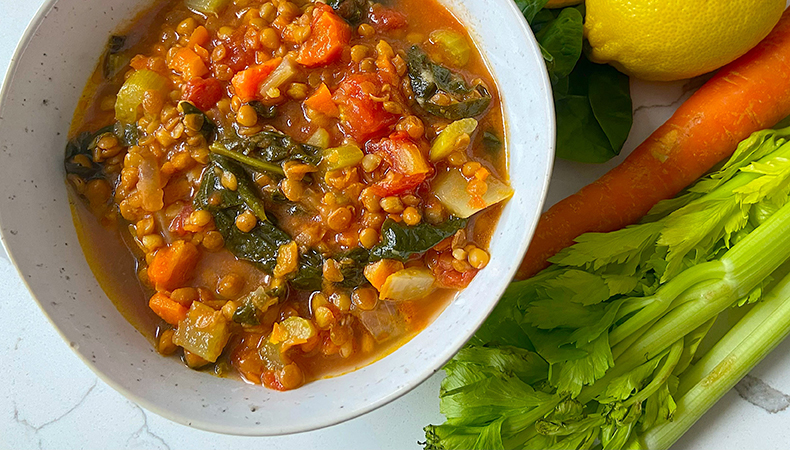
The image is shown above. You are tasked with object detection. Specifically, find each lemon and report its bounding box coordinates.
[584,0,786,81]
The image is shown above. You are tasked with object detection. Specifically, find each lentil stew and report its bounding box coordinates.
[65,0,511,390]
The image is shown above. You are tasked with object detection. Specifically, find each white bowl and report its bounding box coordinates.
[0,0,554,435]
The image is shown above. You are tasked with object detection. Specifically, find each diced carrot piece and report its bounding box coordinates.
[130,55,149,71]
[189,26,210,48]
[149,292,189,326]
[296,4,351,67]
[364,259,405,291]
[231,57,282,102]
[147,240,200,291]
[303,83,339,117]
[169,47,209,80]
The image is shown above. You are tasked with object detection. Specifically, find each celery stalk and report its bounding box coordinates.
[630,270,790,450]
[323,144,364,171]
[115,69,169,124]
[185,0,230,15]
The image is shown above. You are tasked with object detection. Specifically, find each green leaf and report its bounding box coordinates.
[736,157,790,206]
[439,375,554,425]
[423,424,483,450]
[370,216,467,262]
[554,94,619,163]
[535,8,583,83]
[588,62,633,153]
[514,0,550,24]
[554,55,633,163]
[552,332,614,398]
[640,375,678,431]
[550,222,663,271]
[541,269,610,306]
[598,358,661,404]
[445,345,549,389]
[472,419,504,450]
[222,130,322,167]
[524,325,588,368]
[194,156,288,272]
[407,46,492,120]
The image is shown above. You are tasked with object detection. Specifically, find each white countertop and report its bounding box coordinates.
[3,2,790,449]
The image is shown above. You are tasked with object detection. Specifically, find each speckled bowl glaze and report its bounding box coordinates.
[0,0,554,435]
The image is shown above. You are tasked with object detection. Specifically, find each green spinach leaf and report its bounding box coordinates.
[406,46,492,121]
[222,130,322,167]
[290,247,371,291]
[103,35,132,80]
[247,101,278,119]
[64,122,138,179]
[555,56,632,163]
[327,0,367,24]
[195,155,286,271]
[514,0,550,24]
[535,7,583,84]
[516,4,633,164]
[370,216,467,262]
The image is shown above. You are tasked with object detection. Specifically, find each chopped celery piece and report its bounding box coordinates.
[185,0,230,15]
[259,57,297,98]
[115,69,169,124]
[271,317,317,351]
[430,29,471,67]
[430,118,478,162]
[172,301,231,363]
[379,267,436,301]
[307,128,330,149]
[434,168,514,218]
[323,144,364,170]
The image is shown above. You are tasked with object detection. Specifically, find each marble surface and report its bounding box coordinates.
[3,2,790,449]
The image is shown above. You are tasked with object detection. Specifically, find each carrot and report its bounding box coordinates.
[149,292,189,326]
[364,259,404,291]
[304,83,339,117]
[189,26,210,48]
[168,47,209,80]
[230,57,282,102]
[148,240,200,291]
[296,4,351,68]
[517,10,790,280]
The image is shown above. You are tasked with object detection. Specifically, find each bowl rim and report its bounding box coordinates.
[0,0,555,436]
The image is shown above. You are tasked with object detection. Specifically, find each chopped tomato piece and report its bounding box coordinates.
[182,77,224,111]
[333,74,398,141]
[369,4,408,31]
[367,132,432,196]
[296,4,351,67]
[231,333,268,384]
[369,172,428,197]
[223,26,255,72]
[426,249,478,289]
[169,47,209,80]
[231,57,282,102]
[303,83,339,117]
[147,240,200,291]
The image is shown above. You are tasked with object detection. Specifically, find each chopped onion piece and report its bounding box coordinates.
[433,168,513,218]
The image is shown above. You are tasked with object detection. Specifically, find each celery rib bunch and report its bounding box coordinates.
[424,127,790,450]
